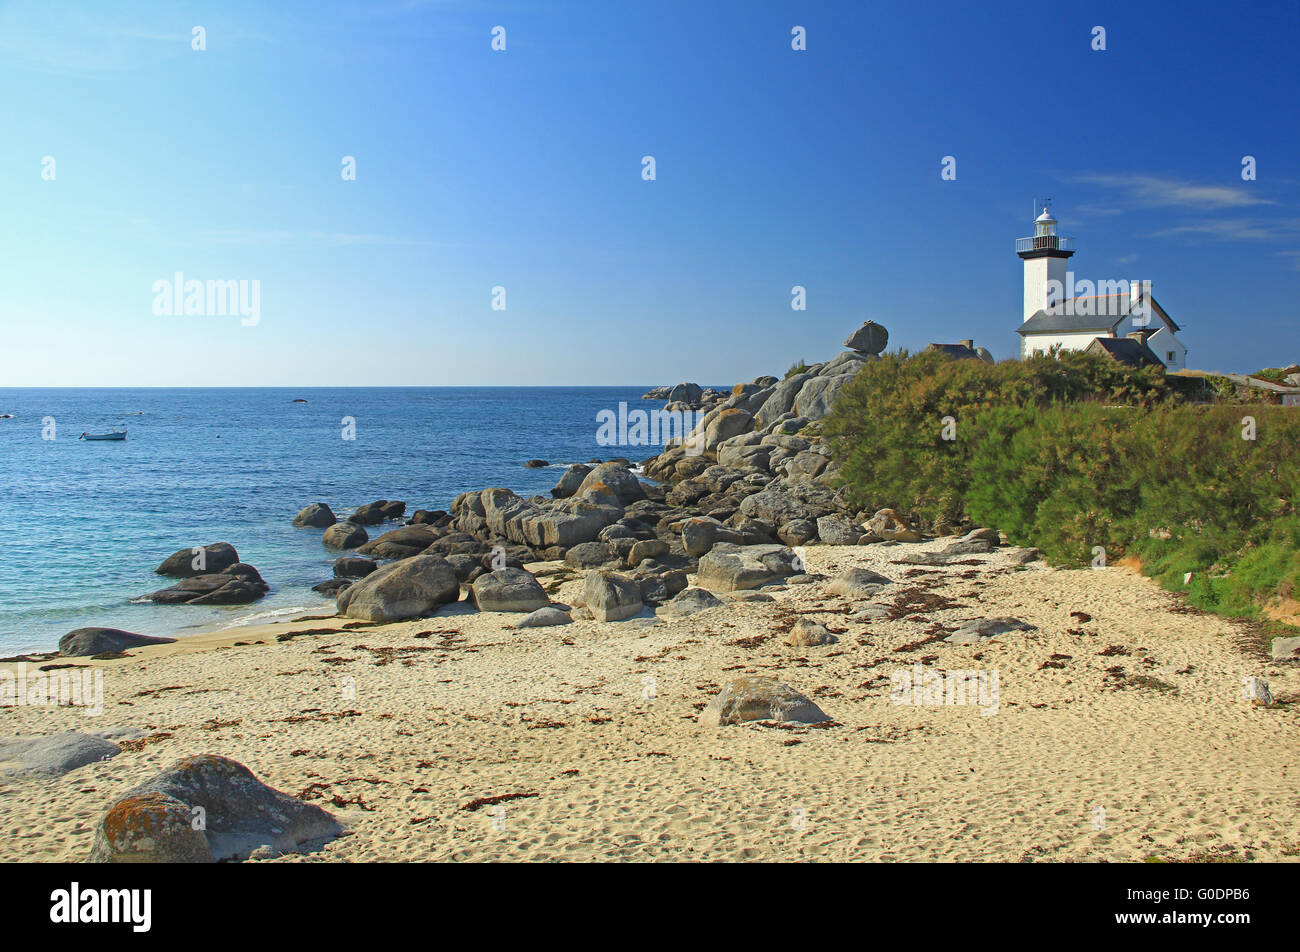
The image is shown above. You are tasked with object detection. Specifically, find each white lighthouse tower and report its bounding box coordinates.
[1017,203,1075,321]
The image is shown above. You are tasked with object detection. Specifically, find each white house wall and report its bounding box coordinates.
[1021,331,1110,358]
[1147,326,1187,369]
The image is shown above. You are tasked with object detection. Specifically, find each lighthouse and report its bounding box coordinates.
[1017,204,1075,322]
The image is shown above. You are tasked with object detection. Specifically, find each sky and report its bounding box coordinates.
[1,0,1297,386]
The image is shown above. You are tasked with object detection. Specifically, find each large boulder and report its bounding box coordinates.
[356,525,440,560]
[844,320,888,356]
[816,514,861,546]
[513,606,572,628]
[1272,636,1300,661]
[699,677,831,727]
[348,500,406,525]
[323,521,368,551]
[332,557,377,579]
[754,372,813,429]
[784,618,838,647]
[945,617,1037,644]
[336,554,459,622]
[59,628,176,657]
[292,503,336,528]
[88,754,341,862]
[668,382,703,405]
[471,568,550,613]
[867,508,922,543]
[703,409,755,451]
[143,564,269,605]
[583,571,643,622]
[0,733,121,779]
[575,462,645,505]
[155,543,239,578]
[696,543,798,592]
[794,372,856,421]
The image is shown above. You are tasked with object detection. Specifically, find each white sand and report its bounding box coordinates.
[2,541,1296,862]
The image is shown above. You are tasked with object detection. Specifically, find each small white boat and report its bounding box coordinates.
[80,430,127,441]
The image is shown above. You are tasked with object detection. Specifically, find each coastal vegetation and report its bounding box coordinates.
[824,350,1300,632]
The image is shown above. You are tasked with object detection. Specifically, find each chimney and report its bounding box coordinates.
[959,339,974,350]
[1127,329,1153,345]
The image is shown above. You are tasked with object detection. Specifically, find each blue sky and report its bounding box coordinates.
[1,0,1296,386]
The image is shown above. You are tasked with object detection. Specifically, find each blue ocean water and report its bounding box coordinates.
[0,388,681,653]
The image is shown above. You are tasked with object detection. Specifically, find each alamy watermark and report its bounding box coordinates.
[152,272,260,326]
[1,663,103,716]
[595,402,705,456]
[891,663,999,715]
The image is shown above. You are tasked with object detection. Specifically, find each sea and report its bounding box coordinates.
[0,387,693,654]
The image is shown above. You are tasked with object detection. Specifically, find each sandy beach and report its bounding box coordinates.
[3,539,1296,863]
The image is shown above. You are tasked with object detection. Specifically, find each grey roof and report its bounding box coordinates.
[925,343,980,360]
[1019,304,1125,335]
[1085,336,1165,369]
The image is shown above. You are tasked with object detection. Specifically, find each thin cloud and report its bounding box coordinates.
[1147,218,1300,241]
[1073,173,1274,211]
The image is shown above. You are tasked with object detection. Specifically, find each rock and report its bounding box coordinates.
[941,539,990,556]
[681,518,718,557]
[0,733,121,779]
[816,514,861,546]
[726,590,775,602]
[323,521,369,551]
[784,618,838,647]
[1007,547,1041,565]
[59,628,176,657]
[945,617,1037,644]
[661,586,725,617]
[408,509,449,526]
[825,567,892,598]
[88,754,341,863]
[565,541,616,569]
[143,564,269,605]
[292,503,336,528]
[704,408,755,450]
[631,566,687,604]
[551,463,593,499]
[894,551,953,566]
[336,554,460,622]
[575,462,645,505]
[794,373,856,422]
[249,844,282,861]
[1271,636,1300,661]
[356,525,439,560]
[312,578,351,597]
[696,543,798,592]
[1241,677,1272,705]
[848,605,890,622]
[668,382,703,405]
[472,567,550,613]
[843,320,889,356]
[961,527,1001,545]
[524,459,549,468]
[582,571,643,622]
[349,500,406,525]
[155,542,239,578]
[513,606,572,628]
[333,557,377,579]
[699,677,831,727]
[867,508,922,543]
[777,519,818,546]
[626,539,669,566]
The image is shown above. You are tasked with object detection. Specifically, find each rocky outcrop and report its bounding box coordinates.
[143,563,269,605]
[59,628,176,657]
[356,525,440,560]
[155,542,239,578]
[699,677,831,727]
[292,503,336,528]
[88,754,341,862]
[336,554,459,622]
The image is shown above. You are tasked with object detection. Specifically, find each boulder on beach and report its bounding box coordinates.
[292,503,336,528]
[0,733,121,779]
[565,541,616,569]
[323,521,369,551]
[699,677,831,727]
[661,586,725,617]
[695,543,798,592]
[825,567,893,598]
[945,617,1037,644]
[88,754,341,863]
[816,514,861,546]
[1271,636,1300,661]
[583,570,643,622]
[312,578,351,597]
[551,463,593,499]
[59,627,176,657]
[471,567,550,613]
[784,618,838,647]
[337,554,460,622]
[155,543,239,578]
[513,606,572,628]
[143,563,269,605]
[333,556,377,579]
[867,508,922,543]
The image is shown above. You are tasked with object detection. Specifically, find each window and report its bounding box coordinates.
[1167,352,1175,361]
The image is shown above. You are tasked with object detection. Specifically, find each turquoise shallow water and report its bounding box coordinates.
[0,387,682,653]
